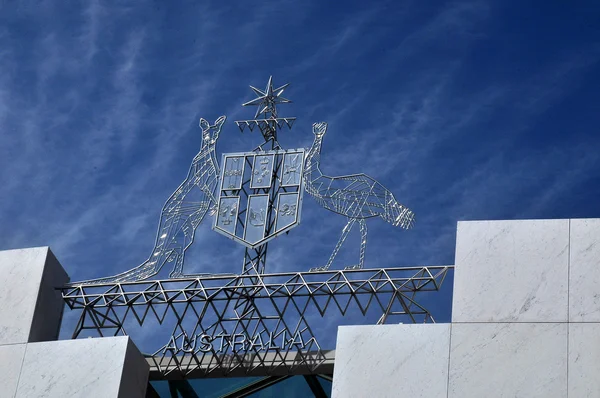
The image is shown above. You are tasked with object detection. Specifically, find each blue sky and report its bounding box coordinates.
[1,0,599,350]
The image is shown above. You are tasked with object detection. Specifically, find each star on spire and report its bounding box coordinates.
[242,76,291,119]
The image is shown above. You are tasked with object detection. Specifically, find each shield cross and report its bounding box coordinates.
[213,149,305,249]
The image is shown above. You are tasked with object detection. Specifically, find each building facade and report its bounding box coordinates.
[1,218,597,397]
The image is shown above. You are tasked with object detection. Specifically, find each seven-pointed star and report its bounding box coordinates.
[243,76,291,118]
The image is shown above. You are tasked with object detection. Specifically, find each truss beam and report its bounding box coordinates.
[62,266,451,378]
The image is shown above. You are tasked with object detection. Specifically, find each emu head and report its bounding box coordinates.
[199,115,226,146]
[312,122,327,138]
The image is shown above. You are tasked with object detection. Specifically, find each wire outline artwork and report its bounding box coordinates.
[304,121,415,271]
[60,78,453,380]
[73,77,414,283]
[75,116,227,285]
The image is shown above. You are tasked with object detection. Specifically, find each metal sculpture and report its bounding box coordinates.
[76,116,227,285]
[60,78,451,381]
[304,122,415,271]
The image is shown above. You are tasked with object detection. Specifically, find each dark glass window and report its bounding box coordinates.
[148,375,332,397]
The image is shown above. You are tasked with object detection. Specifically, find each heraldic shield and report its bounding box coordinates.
[213,148,305,249]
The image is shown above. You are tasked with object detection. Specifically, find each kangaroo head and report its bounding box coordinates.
[199,115,227,146]
[312,122,327,138]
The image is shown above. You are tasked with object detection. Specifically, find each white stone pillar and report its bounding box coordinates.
[0,247,149,398]
[0,246,70,397]
[0,247,69,345]
[14,336,149,398]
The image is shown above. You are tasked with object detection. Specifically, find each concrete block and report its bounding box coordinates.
[448,323,567,398]
[0,247,69,345]
[568,323,600,397]
[15,336,149,398]
[569,219,600,322]
[453,219,569,323]
[332,324,450,398]
[0,343,26,398]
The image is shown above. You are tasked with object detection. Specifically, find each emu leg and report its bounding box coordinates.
[345,218,368,270]
[310,218,356,272]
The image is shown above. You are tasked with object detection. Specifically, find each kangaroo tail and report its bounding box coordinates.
[68,258,161,286]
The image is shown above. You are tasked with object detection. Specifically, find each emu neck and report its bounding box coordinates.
[305,135,324,178]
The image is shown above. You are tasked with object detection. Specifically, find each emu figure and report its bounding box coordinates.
[304,122,414,271]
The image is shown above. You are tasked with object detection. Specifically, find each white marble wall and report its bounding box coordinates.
[452,219,569,323]
[449,323,567,398]
[448,219,600,397]
[333,218,600,398]
[332,324,451,398]
[0,247,69,345]
[568,323,600,397]
[11,337,148,398]
[569,218,600,322]
[0,247,148,398]
[0,344,27,398]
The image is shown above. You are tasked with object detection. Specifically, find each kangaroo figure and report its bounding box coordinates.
[304,122,415,271]
[76,116,226,285]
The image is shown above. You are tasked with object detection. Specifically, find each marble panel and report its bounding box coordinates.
[568,323,600,397]
[332,324,450,398]
[15,336,148,398]
[0,247,51,345]
[453,219,569,323]
[0,343,26,398]
[569,218,600,322]
[0,247,69,345]
[448,323,567,398]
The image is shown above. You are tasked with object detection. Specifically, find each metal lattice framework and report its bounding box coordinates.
[62,266,450,377]
[77,117,227,284]
[305,122,415,271]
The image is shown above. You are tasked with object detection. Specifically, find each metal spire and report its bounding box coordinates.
[235,76,296,149]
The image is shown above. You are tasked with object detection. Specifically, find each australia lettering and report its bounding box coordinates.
[163,330,309,355]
